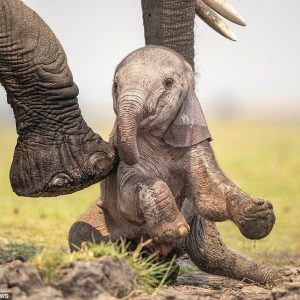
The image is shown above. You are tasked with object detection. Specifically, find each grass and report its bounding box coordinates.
[0,242,41,264]
[0,119,300,268]
[1,239,176,293]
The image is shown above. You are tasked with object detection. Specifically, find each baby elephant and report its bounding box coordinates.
[98,45,275,244]
[69,46,300,285]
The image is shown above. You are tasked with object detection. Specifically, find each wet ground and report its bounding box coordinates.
[1,254,300,299]
[159,257,300,300]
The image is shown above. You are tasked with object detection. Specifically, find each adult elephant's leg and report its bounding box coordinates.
[68,201,110,251]
[0,0,117,197]
[185,215,300,285]
[185,141,275,240]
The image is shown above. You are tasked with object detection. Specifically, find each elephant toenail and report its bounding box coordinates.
[49,173,72,188]
[97,199,104,208]
[178,225,189,236]
[256,199,265,205]
[153,236,159,242]
[88,152,108,175]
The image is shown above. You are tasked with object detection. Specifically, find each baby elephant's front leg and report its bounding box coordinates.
[139,180,190,243]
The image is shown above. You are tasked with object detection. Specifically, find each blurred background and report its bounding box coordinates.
[0,0,299,264]
[1,0,300,126]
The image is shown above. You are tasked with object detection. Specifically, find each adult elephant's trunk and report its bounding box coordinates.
[117,95,143,166]
[0,0,117,196]
[142,0,196,69]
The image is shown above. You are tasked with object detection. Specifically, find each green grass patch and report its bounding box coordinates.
[0,242,41,264]
[32,239,176,292]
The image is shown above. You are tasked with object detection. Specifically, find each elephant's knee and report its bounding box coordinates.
[68,221,104,252]
[149,180,169,193]
[141,180,172,209]
[142,181,178,220]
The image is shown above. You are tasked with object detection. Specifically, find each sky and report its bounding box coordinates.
[1,0,300,127]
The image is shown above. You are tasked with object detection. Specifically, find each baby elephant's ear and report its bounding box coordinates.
[164,88,212,147]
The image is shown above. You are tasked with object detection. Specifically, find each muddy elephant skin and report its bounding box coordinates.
[104,46,274,243]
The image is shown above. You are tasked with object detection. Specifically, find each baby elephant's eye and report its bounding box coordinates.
[113,81,118,93]
[164,77,174,89]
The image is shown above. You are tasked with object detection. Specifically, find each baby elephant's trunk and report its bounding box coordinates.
[117,94,144,166]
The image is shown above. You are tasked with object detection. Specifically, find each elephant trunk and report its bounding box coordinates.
[0,0,117,197]
[117,94,143,166]
[142,0,196,69]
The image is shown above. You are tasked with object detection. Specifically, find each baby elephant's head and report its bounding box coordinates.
[113,46,211,166]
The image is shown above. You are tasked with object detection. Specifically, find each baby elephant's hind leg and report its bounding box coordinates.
[68,201,110,251]
[140,180,190,243]
[185,216,300,285]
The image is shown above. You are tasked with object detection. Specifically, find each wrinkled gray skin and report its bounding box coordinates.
[69,46,300,285]
[0,0,117,197]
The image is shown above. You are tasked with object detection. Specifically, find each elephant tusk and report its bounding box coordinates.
[202,0,246,26]
[195,0,237,41]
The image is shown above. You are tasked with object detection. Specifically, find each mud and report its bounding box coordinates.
[0,256,299,300]
[160,257,300,300]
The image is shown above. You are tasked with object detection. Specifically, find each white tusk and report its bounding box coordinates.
[195,0,237,41]
[202,0,246,26]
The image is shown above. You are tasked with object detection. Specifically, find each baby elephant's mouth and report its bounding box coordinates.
[10,128,117,197]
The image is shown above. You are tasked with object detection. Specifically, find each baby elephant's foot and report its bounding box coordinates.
[230,197,275,240]
[152,217,190,244]
[141,180,189,244]
[266,266,300,285]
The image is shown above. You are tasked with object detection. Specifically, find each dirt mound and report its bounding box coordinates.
[0,257,136,300]
[54,257,137,299]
